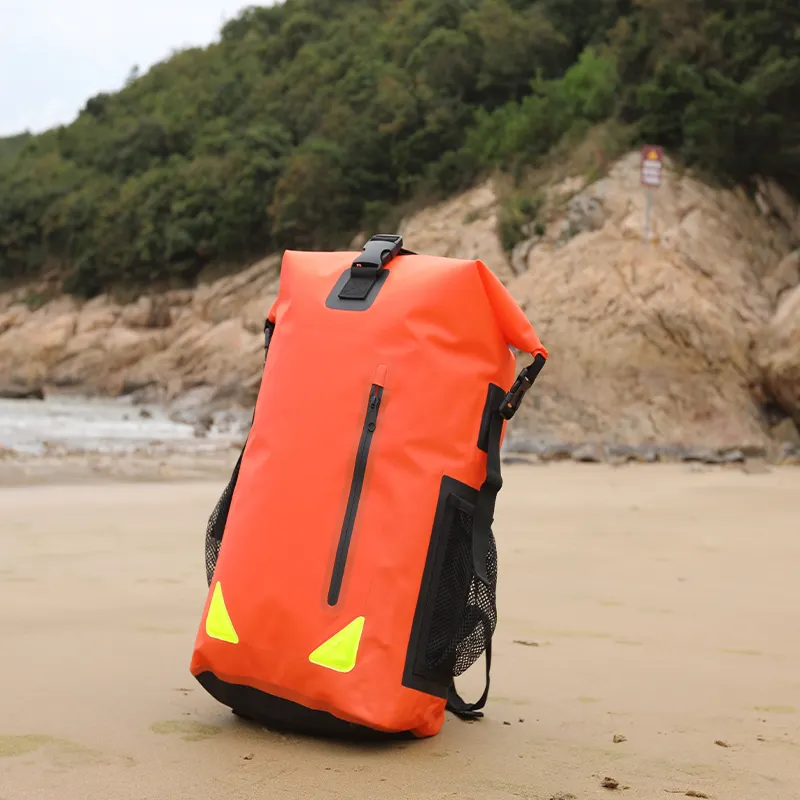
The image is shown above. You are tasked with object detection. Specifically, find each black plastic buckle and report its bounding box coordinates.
[352,234,404,272]
[499,353,546,420]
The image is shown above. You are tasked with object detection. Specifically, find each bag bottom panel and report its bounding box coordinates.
[195,670,418,742]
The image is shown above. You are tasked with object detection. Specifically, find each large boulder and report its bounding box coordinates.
[510,231,770,449]
[0,257,279,402]
[0,301,78,387]
[763,250,800,307]
[756,284,800,423]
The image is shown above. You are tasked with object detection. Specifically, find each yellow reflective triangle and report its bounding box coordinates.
[205,581,239,644]
[308,616,365,673]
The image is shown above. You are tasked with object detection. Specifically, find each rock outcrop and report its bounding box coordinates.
[755,283,800,425]
[0,256,280,409]
[504,152,798,451]
[398,181,516,282]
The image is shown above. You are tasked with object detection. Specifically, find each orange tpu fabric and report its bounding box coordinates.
[190,249,547,738]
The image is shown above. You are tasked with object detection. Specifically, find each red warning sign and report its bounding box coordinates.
[640,145,664,188]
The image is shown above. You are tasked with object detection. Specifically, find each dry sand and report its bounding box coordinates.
[1,462,799,800]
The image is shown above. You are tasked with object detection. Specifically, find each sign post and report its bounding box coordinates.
[639,146,663,247]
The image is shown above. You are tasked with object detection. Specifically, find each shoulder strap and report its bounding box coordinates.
[210,320,275,545]
[446,353,547,719]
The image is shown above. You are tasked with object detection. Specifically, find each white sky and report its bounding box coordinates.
[0,0,252,136]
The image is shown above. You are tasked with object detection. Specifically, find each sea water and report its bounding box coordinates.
[0,395,240,456]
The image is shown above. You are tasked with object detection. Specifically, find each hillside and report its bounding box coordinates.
[1,151,798,462]
[0,134,31,164]
[0,0,799,297]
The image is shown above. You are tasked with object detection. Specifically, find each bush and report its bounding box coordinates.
[498,191,545,252]
[462,47,620,172]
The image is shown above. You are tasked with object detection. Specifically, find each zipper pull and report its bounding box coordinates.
[367,365,386,424]
[367,387,382,432]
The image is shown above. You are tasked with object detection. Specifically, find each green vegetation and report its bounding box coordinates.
[498,190,546,251]
[1,0,798,296]
[0,134,31,164]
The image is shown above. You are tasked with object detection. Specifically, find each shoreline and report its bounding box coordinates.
[1,393,798,489]
[0,449,239,488]
[1,450,798,491]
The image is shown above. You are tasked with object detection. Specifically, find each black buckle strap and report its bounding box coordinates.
[338,234,404,301]
[448,353,546,722]
[352,234,404,270]
[474,354,546,585]
[500,353,546,420]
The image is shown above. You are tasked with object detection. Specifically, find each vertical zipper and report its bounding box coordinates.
[327,372,385,606]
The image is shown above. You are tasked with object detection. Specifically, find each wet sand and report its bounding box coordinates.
[2,463,799,799]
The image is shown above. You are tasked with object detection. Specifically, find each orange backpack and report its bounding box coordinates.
[191,235,547,739]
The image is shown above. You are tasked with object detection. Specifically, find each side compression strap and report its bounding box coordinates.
[446,353,547,720]
[445,406,502,720]
[471,406,504,587]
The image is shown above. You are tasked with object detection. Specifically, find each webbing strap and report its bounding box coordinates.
[446,354,546,719]
[471,404,504,586]
[211,321,274,543]
[444,406,503,719]
[338,271,380,301]
[337,235,405,301]
[446,639,492,719]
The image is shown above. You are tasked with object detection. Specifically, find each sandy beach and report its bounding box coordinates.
[2,462,799,800]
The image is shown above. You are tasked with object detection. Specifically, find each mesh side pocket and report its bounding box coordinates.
[204,455,243,585]
[205,532,222,586]
[424,504,498,679]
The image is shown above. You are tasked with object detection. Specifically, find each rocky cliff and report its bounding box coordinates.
[1,151,798,461]
[0,256,280,412]
[504,154,800,459]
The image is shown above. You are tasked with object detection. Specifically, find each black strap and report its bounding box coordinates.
[338,272,380,301]
[471,404,504,586]
[445,408,503,718]
[470,355,546,585]
[446,353,547,719]
[210,444,246,543]
[338,234,406,301]
[446,638,492,720]
[212,321,275,544]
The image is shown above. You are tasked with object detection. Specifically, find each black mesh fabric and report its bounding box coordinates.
[424,506,498,678]
[205,531,221,586]
[204,457,242,585]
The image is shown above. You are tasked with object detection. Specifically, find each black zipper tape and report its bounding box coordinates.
[327,383,383,606]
